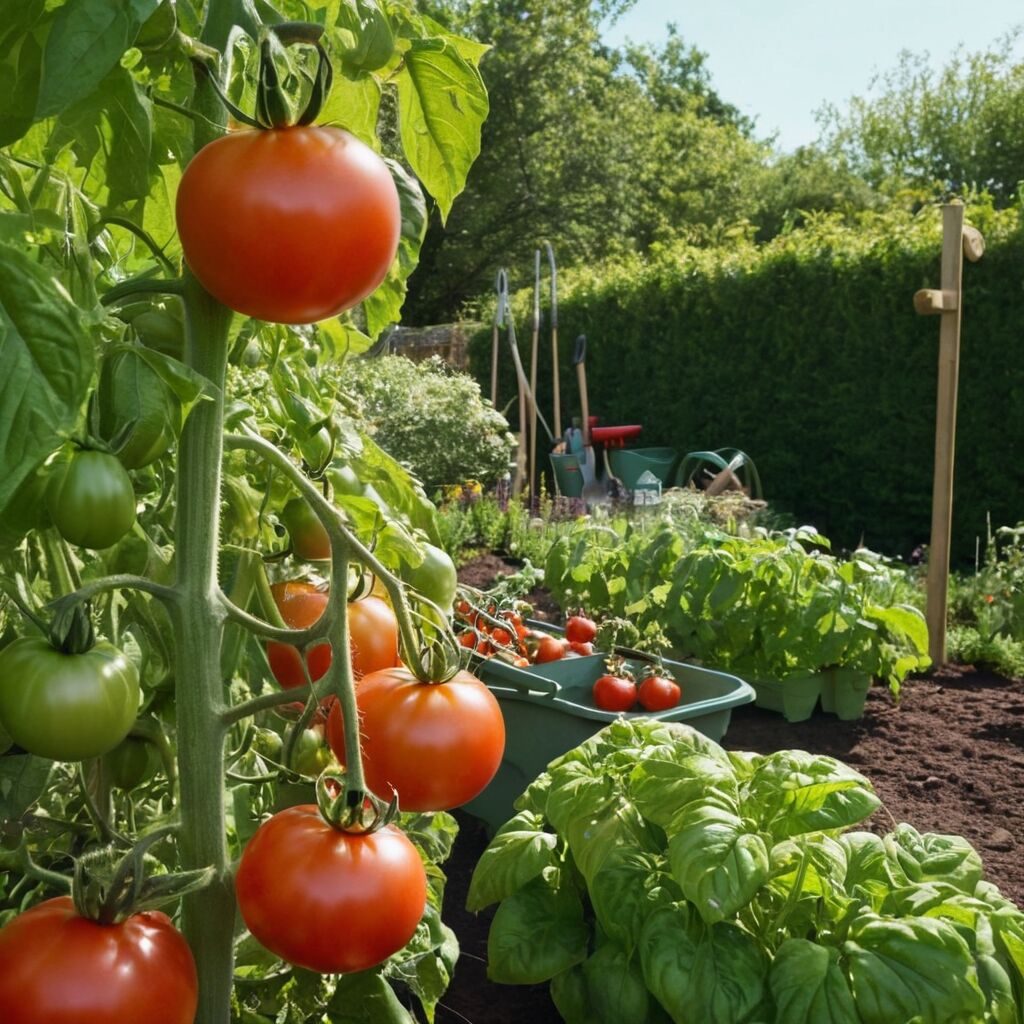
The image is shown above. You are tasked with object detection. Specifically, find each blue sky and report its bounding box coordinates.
[602,1,1023,151]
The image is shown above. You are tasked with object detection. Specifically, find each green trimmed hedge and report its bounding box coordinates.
[469,202,1024,561]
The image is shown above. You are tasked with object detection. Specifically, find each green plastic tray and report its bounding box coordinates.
[749,673,824,722]
[462,628,755,832]
[821,667,872,720]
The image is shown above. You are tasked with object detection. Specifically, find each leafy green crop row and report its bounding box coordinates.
[544,518,929,689]
[469,719,1024,1024]
[469,199,1024,562]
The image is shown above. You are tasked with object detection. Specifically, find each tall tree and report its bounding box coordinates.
[405,1,769,323]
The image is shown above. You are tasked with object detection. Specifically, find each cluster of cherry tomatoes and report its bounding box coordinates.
[456,604,599,668]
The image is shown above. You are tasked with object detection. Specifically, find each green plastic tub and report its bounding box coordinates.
[550,452,585,497]
[462,636,755,832]
[607,447,678,489]
[821,667,872,720]
[749,673,824,722]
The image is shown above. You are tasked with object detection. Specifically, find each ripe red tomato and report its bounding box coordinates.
[593,674,637,712]
[266,585,398,688]
[534,635,566,664]
[566,614,598,644]
[176,126,400,324]
[0,896,197,1023]
[568,640,595,657]
[236,805,426,973]
[326,667,505,811]
[638,674,682,711]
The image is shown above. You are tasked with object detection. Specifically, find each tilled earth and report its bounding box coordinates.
[435,555,1024,1024]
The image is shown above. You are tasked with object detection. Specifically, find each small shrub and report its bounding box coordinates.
[340,355,516,491]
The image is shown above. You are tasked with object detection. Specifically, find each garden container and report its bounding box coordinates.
[462,638,755,832]
[608,446,678,489]
[549,452,585,497]
[821,667,873,720]
[749,672,824,722]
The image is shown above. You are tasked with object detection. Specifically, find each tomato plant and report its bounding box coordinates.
[0,3,488,1021]
[593,673,637,712]
[326,667,505,811]
[235,804,426,973]
[0,638,140,761]
[177,128,400,325]
[46,450,137,550]
[0,896,198,1024]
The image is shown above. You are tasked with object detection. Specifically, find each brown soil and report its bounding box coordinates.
[436,557,1024,1024]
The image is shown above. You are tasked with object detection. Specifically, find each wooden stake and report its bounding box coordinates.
[546,242,561,439]
[914,203,984,666]
[528,250,540,501]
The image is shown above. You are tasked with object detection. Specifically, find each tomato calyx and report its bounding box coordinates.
[192,22,333,131]
[71,830,214,926]
[315,767,397,835]
[48,600,96,656]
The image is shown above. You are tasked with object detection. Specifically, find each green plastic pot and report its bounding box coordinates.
[462,630,755,833]
[821,667,873,720]
[550,452,585,497]
[607,447,678,489]
[749,672,824,722]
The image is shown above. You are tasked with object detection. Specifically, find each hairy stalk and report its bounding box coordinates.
[171,2,243,1019]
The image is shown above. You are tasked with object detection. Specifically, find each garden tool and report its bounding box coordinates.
[545,241,561,439]
[528,249,541,501]
[495,269,528,496]
[490,267,505,407]
[572,334,602,502]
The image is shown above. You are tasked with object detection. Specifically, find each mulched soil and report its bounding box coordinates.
[435,555,1024,1024]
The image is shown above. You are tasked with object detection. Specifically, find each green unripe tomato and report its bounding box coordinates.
[47,451,136,550]
[329,464,363,497]
[291,727,332,778]
[0,718,11,755]
[102,736,160,790]
[131,306,185,360]
[251,727,284,762]
[401,543,458,613]
[97,350,178,469]
[0,638,140,761]
[281,498,330,562]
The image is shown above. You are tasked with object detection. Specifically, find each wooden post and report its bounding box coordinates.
[546,242,561,439]
[913,203,984,666]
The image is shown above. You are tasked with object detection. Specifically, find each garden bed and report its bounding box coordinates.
[440,556,1024,1023]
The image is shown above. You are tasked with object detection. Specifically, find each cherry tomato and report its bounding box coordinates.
[236,805,426,973]
[326,667,505,811]
[0,896,197,1023]
[458,631,476,648]
[491,627,513,646]
[176,127,400,324]
[0,637,140,761]
[266,586,398,688]
[569,641,595,657]
[280,498,330,562]
[566,615,598,644]
[593,674,637,712]
[534,635,566,664]
[638,674,682,711]
[47,450,136,550]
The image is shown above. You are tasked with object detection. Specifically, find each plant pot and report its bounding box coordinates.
[749,672,823,722]
[549,452,585,497]
[461,631,755,833]
[607,447,678,489]
[822,667,872,720]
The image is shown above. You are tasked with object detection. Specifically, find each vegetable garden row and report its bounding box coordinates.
[0,2,1022,1024]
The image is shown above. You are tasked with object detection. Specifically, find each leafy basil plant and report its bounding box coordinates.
[468,719,1023,1024]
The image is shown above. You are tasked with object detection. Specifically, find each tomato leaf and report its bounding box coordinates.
[35,0,159,121]
[326,969,414,1023]
[395,38,488,222]
[0,754,53,821]
[0,242,93,519]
